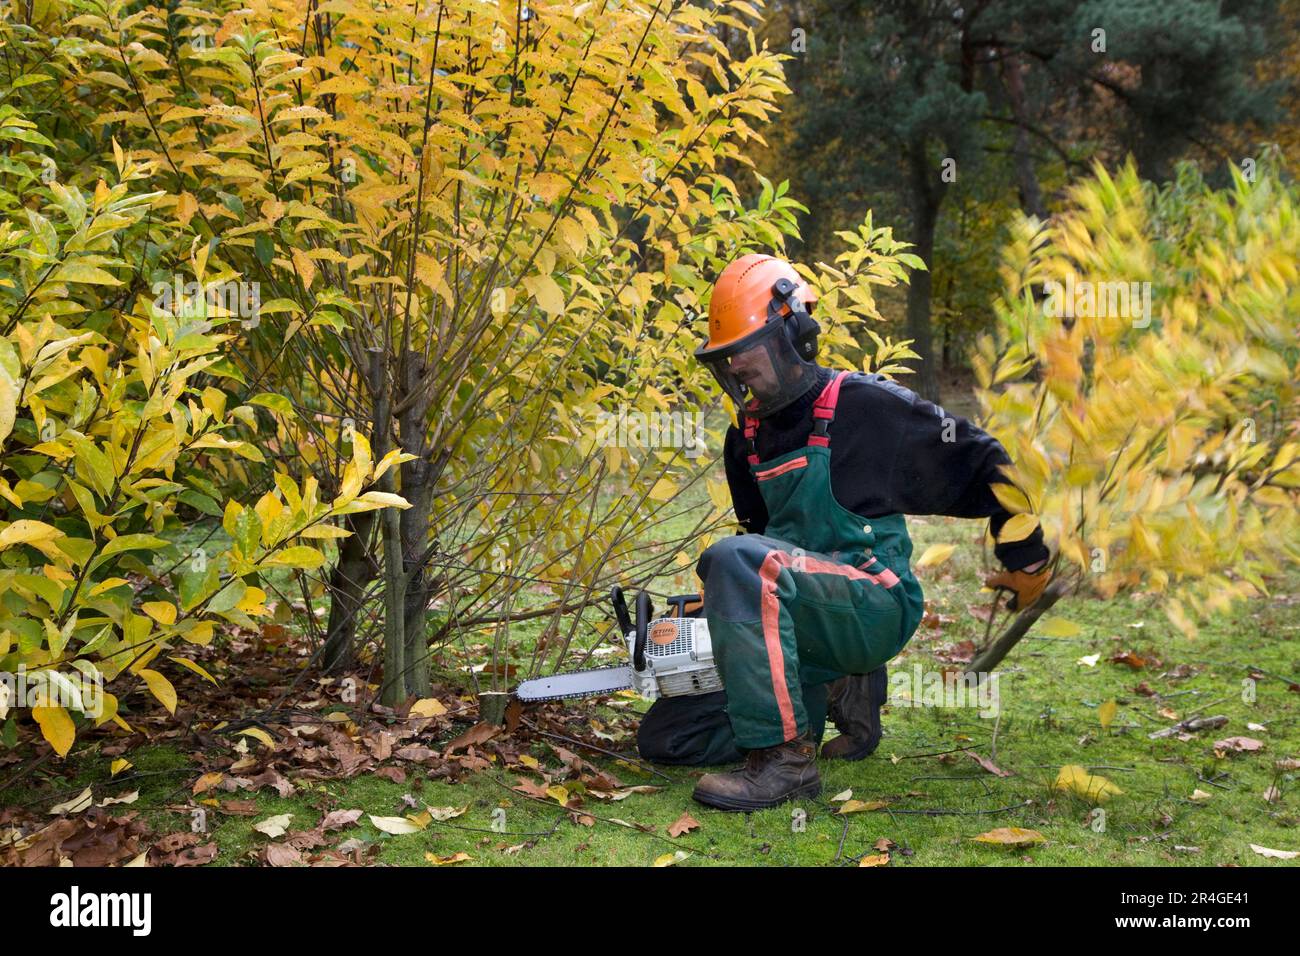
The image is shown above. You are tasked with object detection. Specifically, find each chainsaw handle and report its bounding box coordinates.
[610,585,633,637]
[665,593,703,618]
[633,589,652,672]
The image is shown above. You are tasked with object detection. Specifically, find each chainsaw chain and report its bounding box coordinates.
[513,664,635,702]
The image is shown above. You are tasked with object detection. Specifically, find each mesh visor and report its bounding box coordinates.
[697,324,818,418]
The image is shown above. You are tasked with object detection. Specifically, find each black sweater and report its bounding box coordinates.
[722,365,1049,571]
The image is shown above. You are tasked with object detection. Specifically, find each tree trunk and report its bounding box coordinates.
[368,348,407,708]
[321,510,378,673]
[1000,52,1047,220]
[398,349,434,699]
[905,142,943,403]
[964,578,1072,677]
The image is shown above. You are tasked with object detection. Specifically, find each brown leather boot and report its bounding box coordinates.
[692,733,821,811]
[821,666,887,761]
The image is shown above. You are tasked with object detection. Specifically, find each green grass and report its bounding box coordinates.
[10,512,1299,867]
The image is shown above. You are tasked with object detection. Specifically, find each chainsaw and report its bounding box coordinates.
[513,586,722,702]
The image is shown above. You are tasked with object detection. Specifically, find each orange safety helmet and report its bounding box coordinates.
[696,254,822,417]
[700,254,819,354]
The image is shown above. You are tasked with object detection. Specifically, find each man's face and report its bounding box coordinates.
[725,343,779,401]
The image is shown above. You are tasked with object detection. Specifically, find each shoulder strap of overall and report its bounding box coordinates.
[807,370,848,447]
[745,370,848,463]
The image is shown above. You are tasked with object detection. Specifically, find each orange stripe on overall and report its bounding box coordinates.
[756,551,899,740]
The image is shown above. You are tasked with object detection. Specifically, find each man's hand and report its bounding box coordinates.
[984,560,1051,611]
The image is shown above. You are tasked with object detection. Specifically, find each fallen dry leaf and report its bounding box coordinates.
[667,812,701,838]
[424,851,472,865]
[409,698,448,718]
[425,806,468,822]
[837,799,888,814]
[1053,765,1123,804]
[253,813,292,839]
[97,791,138,808]
[48,788,93,816]
[321,809,363,831]
[1249,843,1298,860]
[1109,651,1149,670]
[263,844,304,867]
[192,772,224,796]
[973,827,1045,848]
[1214,736,1263,753]
[445,722,500,753]
[368,814,426,835]
[967,751,1012,777]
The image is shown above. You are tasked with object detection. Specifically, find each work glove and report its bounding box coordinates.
[983,561,1051,612]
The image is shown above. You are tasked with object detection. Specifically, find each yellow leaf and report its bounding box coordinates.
[169,656,217,685]
[523,273,565,316]
[33,706,75,757]
[182,621,214,646]
[1098,699,1117,731]
[707,477,732,512]
[0,519,63,551]
[93,693,119,728]
[110,758,132,777]
[647,478,676,501]
[139,669,177,715]
[653,851,690,867]
[292,247,317,290]
[972,827,1045,847]
[90,578,131,597]
[1053,764,1123,803]
[424,851,472,865]
[990,482,1031,514]
[192,772,224,795]
[237,727,275,749]
[142,601,177,626]
[837,799,888,814]
[177,191,198,227]
[409,698,447,718]
[1037,616,1082,637]
[858,853,890,867]
[996,513,1040,544]
[369,815,423,835]
[1165,598,1198,640]
[0,368,15,445]
[915,543,957,569]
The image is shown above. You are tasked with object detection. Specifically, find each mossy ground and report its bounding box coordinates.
[8,510,1298,867]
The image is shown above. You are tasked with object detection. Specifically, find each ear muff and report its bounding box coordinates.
[769,277,821,362]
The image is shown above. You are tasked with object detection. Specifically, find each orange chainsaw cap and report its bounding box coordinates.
[698,253,818,355]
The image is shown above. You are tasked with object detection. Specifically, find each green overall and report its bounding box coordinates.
[697,370,926,749]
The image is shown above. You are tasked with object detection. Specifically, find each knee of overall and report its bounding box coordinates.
[696,535,769,623]
[696,535,763,585]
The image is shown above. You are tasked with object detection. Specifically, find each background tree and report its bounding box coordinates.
[734,0,1291,402]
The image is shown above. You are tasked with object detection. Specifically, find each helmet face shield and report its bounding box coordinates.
[697,321,818,419]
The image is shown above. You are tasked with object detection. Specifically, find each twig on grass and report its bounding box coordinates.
[884,799,1034,817]
[520,717,673,782]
